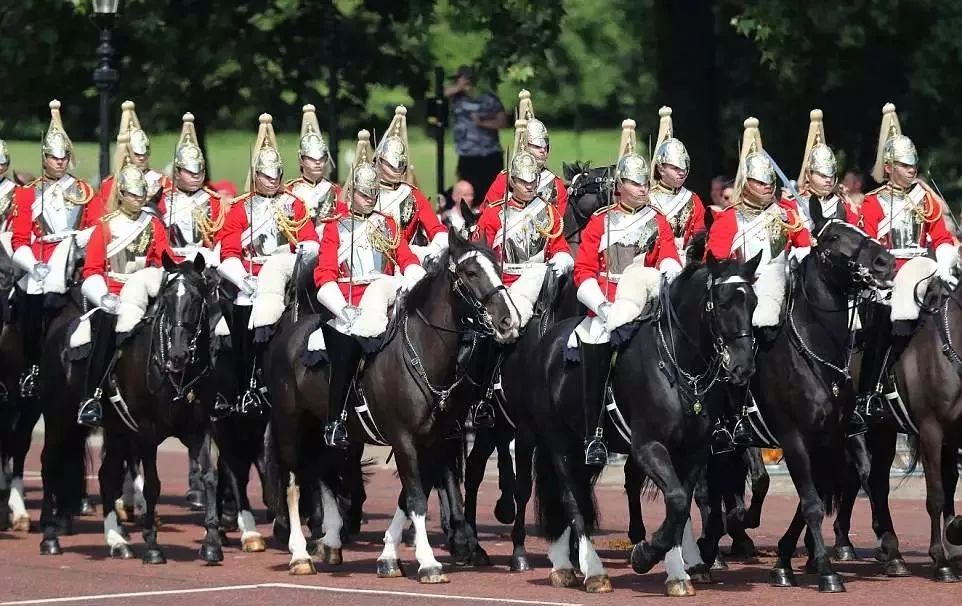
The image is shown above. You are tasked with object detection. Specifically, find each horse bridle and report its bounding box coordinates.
[448,250,515,337]
[814,219,881,292]
[149,274,210,400]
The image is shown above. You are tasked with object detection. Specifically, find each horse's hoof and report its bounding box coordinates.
[185,491,205,511]
[834,545,858,561]
[199,543,223,565]
[665,579,696,597]
[729,536,757,558]
[769,567,797,587]
[933,565,960,583]
[585,575,613,594]
[12,515,30,532]
[142,548,167,565]
[377,558,404,578]
[548,568,579,588]
[687,564,712,584]
[39,538,62,555]
[79,498,95,516]
[818,573,846,593]
[884,557,911,577]
[242,535,266,553]
[630,541,657,574]
[110,543,136,560]
[510,554,532,572]
[321,544,343,566]
[289,557,317,575]
[494,496,516,525]
[804,558,818,574]
[469,546,492,567]
[711,556,728,571]
[417,566,450,584]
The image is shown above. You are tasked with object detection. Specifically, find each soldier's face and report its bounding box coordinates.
[660,163,688,189]
[511,177,536,203]
[887,162,917,189]
[119,191,146,216]
[377,159,405,184]
[255,171,281,196]
[301,155,328,181]
[132,153,150,169]
[44,154,69,178]
[746,178,774,201]
[526,143,548,168]
[808,171,834,197]
[176,168,204,193]
[619,179,649,208]
[351,190,376,215]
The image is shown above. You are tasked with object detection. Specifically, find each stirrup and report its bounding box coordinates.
[77,389,103,428]
[584,428,608,467]
[211,393,232,421]
[19,365,39,398]
[846,410,869,438]
[238,377,267,416]
[710,423,735,455]
[323,420,349,449]
[472,400,496,429]
[732,416,761,448]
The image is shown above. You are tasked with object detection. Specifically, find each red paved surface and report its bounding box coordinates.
[1,441,961,606]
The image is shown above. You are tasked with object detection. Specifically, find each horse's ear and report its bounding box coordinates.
[192,252,206,275]
[807,195,825,235]
[459,200,478,233]
[744,251,763,278]
[562,162,574,181]
[448,225,467,257]
[162,250,178,273]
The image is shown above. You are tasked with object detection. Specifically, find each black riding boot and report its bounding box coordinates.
[228,304,266,417]
[732,387,764,448]
[472,349,502,430]
[77,312,118,428]
[322,325,363,450]
[580,340,612,467]
[853,303,894,436]
[16,291,44,398]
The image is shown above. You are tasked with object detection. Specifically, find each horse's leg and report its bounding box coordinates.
[185,432,208,510]
[284,471,316,575]
[138,447,165,564]
[98,432,134,559]
[509,432,535,572]
[741,446,769,530]
[942,445,962,566]
[463,427,496,537]
[697,455,729,571]
[8,403,39,531]
[442,454,490,567]
[235,455,266,553]
[305,478,325,555]
[625,456,647,544]
[317,481,344,566]
[864,424,910,576]
[494,431,517,524]
[343,440,367,541]
[393,446,448,584]
[38,434,61,554]
[918,422,959,582]
[770,504,807,587]
[777,433,843,592]
[376,503,408,579]
[197,432,223,565]
[831,437,865,562]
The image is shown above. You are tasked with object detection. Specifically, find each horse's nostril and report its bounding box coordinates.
[499,316,514,329]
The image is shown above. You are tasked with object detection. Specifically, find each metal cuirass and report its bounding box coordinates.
[337,215,389,280]
[108,216,153,275]
[37,178,85,234]
[0,178,15,225]
[650,186,694,238]
[878,187,924,256]
[377,184,415,229]
[164,190,210,247]
[501,201,551,264]
[601,207,659,277]
[292,180,336,223]
[732,205,789,265]
[245,196,287,257]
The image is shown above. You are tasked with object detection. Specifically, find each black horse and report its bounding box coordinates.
[264,228,517,581]
[741,202,895,593]
[530,252,760,595]
[94,253,223,564]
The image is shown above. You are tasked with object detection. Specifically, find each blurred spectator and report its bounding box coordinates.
[440,179,476,230]
[444,65,508,204]
[710,175,728,207]
[210,179,238,200]
[721,182,734,207]
[842,170,864,211]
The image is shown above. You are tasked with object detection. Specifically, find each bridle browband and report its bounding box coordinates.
[147,273,210,401]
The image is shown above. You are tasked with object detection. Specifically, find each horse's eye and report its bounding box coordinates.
[465,270,478,279]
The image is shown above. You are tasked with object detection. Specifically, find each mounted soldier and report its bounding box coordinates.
[794,109,859,228]
[374,106,447,262]
[75,147,173,427]
[572,118,682,465]
[705,118,812,449]
[315,130,426,448]
[0,139,17,234]
[158,112,227,266]
[853,103,959,429]
[648,107,706,259]
[484,90,568,218]
[218,114,319,417]
[10,100,100,398]
[287,104,341,226]
[98,101,171,202]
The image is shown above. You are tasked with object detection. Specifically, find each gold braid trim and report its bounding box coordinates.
[275,199,311,246]
[530,198,564,239]
[774,204,805,234]
[366,215,401,266]
[64,180,94,206]
[193,195,227,246]
[916,182,944,224]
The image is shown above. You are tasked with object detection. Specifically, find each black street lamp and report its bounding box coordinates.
[92,0,120,183]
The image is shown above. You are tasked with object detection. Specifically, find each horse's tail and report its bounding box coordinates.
[264,421,286,519]
[902,434,921,477]
[533,445,600,540]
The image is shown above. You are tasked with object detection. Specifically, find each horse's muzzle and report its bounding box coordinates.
[166,356,188,374]
[727,362,754,387]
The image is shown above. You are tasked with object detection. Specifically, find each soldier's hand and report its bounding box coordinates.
[241,274,257,296]
[32,262,51,281]
[100,293,120,314]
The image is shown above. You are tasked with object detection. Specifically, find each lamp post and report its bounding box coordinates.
[92,0,120,182]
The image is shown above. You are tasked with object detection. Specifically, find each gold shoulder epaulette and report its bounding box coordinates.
[285,177,301,188]
[489,198,505,208]
[593,203,615,216]
[101,210,120,223]
[866,185,886,196]
[231,193,249,205]
[26,177,42,187]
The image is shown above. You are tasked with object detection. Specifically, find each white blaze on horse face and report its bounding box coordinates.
[176,280,187,298]
[681,517,704,567]
[466,250,520,335]
[238,510,260,541]
[410,511,442,572]
[104,511,129,547]
[320,483,343,550]
[577,534,606,581]
[378,506,407,563]
[663,545,691,583]
[547,526,574,572]
[8,476,27,520]
[285,474,309,563]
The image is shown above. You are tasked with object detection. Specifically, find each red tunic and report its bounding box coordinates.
[483,170,569,218]
[474,198,570,286]
[573,203,679,302]
[389,184,445,244]
[705,197,812,262]
[219,193,319,276]
[860,185,952,249]
[11,177,101,261]
[81,214,172,294]
[313,203,419,306]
